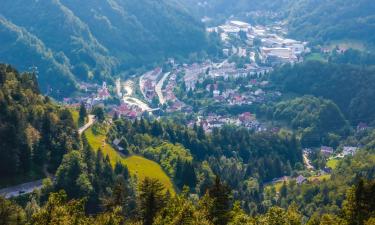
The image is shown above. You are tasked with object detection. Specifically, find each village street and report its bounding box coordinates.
[155,72,170,105]
[303,151,315,171]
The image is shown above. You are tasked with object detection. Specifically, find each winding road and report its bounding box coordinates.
[78,115,96,135]
[303,151,315,171]
[0,180,44,199]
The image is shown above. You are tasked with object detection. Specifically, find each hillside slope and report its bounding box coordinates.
[183,0,375,46]
[0,64,79,183]
[0,0,207,97]
[287,0,375,45]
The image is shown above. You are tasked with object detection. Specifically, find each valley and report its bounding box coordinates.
[0,1,374,224]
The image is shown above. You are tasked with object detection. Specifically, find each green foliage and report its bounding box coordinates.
[205,177,232,225]
[0,64,79,180]
[138,177,166,225]
[0,196,26,225]
[79,103,87,125]
[264,150,375,219]
[257,206,302,225]
[271,96,348,147]
[92,107,105,123]
[0,0,209,96]
[329,49,375,66]
[343,180,375,225]
[142,142,192,177]
[287,0,375,45]
[55,151,93,199]
[271,61,375,125]
[30,191,90,225]
[154,189,213,225]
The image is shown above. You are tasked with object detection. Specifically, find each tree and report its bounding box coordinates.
[79,102,87,125]
[138,178,166,225]
[228,201,255,225]
[154,189,213,225]
[31,191,90,225]
[206,176,231,225]
[93,107,105,122]
[55,151,93,199]
[0,196,26,225]
[343,179,375,225]
[102,177,128,212]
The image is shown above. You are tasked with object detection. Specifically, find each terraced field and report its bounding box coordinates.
[84,127,175,194]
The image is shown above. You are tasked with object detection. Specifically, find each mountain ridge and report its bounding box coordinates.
[0,0,208,97]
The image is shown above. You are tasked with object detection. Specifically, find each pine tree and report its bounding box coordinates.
[182,162,197,189]
[102,177,128,212]
[207,176,231,225]
[79,102,87,125]
[138,178,166,225]
[93,107,105,122]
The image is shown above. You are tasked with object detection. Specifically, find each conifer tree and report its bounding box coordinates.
[138,178,166,225]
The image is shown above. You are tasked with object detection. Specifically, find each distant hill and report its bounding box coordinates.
[287,0,375,46]
[183,0,290,17]
[0,0,208,97]
[183,0,375,45]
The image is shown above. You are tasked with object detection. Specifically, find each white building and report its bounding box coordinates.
[343,147,358,156]
[229,20,251,31]
[261,47,298,65]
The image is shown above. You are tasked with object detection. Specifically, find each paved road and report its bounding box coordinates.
[78,115,96,135]
[0,180,44,199]
[155,72,170,105]
[303,152,315,171]
[139,74,147,100]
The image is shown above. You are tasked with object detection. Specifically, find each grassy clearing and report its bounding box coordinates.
[124,155,175,193]
[273,182,285,192]
[265,173,332,193]
[70,109,80,127]
[70,108,87,127]
[327,158,340,169]
[84,127,175,194]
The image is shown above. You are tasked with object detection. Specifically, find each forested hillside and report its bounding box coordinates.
[271,60,375,126]
[183,0,292,23]
[287,0,375,45]
[0,64,79,182]
[261,96,350,148]
[0,63,374,224]
[184,0,375,46]
[0,0,208,97]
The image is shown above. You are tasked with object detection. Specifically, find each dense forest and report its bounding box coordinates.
[2,175,374,225]
[0,64,79,181]
[270,60,375,126]
[259,96,350,148]
[107,118,302,184]
[182,0,292,21]
[287,0,375,45]
[183,0,375,46]
[0,64,374,224]
[0,0,209,97]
